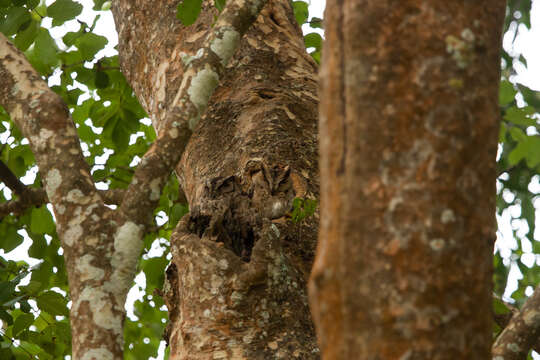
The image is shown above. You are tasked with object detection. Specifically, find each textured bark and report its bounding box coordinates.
[111,0,319,358]
[310,1,505,359]
[0,35,122,358]
[1,0,270,358]
[493,284,540,359]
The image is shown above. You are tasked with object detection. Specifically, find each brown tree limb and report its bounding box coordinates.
[0,156,125,216]
[0,160,27,196]
[0,33,105,223]
[118,0,269,228]
[0,188,47,217]
[493,285,540,359]
[0,188,124,218]
[1,0,268,356]
[0,34,123,358]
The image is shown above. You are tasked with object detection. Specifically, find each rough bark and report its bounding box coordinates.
[1,0,271,357]
[0,34,122,358]
[310,1,505,359]
[111,0,319,358]
[493,283,540,359]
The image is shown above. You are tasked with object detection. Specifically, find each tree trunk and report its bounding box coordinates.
[310,1,505,359]
[111,0,320,357]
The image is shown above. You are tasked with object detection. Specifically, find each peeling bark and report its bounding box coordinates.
[310,1,505,359]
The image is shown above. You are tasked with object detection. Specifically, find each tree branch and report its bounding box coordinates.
[0,187,124,218]
[493,285,540,359]
[0,159,27,196]
[0,33,103,218]
[118,0,269,228]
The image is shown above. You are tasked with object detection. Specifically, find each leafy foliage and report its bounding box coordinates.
[493,0,540,326]
[176,0,203,26]
[0,0,178,357]
[290,197,317,224]
[292,0,322,63]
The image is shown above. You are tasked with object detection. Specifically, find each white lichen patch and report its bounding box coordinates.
[429,238,445,251]
[210,274,224,295]
[445,29,475,69]
[169,127,179,139]
[461,28,475,42]
[75,287,122,334]
[218,259,229,270]
[506,342,521,353]
[523,309,540,326]
[81,347,114,360]
[39,128,54,142]
[66,189,92,204]
[441,209,456,224]
[187,66,220,117]
[149,178,162,201]
[63,224,83,247]
[45,168,62,197]
[56,204,66,215]
[114,221,143,256]
[270,224,280,238]
[210,28,240,65]
[76,254,105,282]
[110,221,144,294]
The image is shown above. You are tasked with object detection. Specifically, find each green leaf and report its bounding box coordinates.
[95,71,109,88]
[13,19,38,51]
[509,127,527,142]
[47,0,83,26]
[292,1,309,26]
[75,32,108,60]
[0,223,23,252]
[34,28,59,68]
[18,341,42,355]
[63,29,84,47]
[30,206,55,235]
[214,0,225,12]
[176,0,203,26]
[0,6,31,35]
[0,281,15,303]
[499,80,516,106]
[169,203,188,227]
[504,106,536,126]
[0,309,13,325]
[309,17,323,29]
[508,137,540,167]
[101,1,111,10]
[19,280,42,295]
[499,122,507,143]
[13,313,34,335]
[304,32,322,51]
[518,84,540,110]
[141,257,168,291]
[92,0,107,11]
[36,291,69,317]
